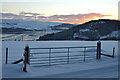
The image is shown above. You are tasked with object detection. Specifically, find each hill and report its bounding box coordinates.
[1,19,61,30]
[38,19,120,41]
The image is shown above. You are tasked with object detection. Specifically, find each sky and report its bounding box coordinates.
[0,0,119,24]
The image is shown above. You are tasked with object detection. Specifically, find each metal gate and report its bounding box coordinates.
[29,46,97,67]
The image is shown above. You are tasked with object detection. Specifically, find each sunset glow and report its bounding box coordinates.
[1,0,119,24]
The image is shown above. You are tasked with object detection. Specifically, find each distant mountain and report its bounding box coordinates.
[50,23,75,31]
[1,27,32,34]
[1,19,62,30]
[38,19,120,41]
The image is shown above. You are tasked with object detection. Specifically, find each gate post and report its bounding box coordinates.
[113,47,115,57]
[23,44,30,72]
[6,48,8,64]
[23,51,27,72]
[97,41,101,59]
[25,44,30,64]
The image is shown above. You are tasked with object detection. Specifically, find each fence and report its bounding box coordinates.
[5,41,115,72]
[23,41,115,71]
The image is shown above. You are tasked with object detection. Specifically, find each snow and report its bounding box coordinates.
[2,41,118,78]
[2,56,118,78]
[100,31,119,39]
[79,36,89,39]
[89,21,106,26]
[0,19,2,79]
[1,19,61,30]
[79,29,90,32]
[0,41,2,79]
[1,31,57,41]
[98,21,106,24]
[55,27,69,30]
[73,33,79,38]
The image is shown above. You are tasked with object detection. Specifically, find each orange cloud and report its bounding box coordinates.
[1,12,113,24]
[50,13,112,24]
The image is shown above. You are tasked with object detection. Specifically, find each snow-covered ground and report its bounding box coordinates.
[0,30,58,41]
[0,40,2,79]
[2,41,118,78]
[100,31,119,39]
[1,19,61,30]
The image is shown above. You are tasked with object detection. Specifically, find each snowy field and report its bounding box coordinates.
[0,30,57,41]
[0,41,2,79]
[2,41,118,78]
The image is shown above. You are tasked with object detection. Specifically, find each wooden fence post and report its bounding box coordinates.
[23,44,30,72]
[6,48,8,64]
[113,47,115,57]
[97,41,101,59]
[25,44,30,64]
[23,51,27,72]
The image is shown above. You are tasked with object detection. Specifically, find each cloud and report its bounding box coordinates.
[1,13,23,19]
[1,12,111,24]
[1,12,34,20]
[37,16,47,18]
[37,13,111,24]
[19,12,41,16]
[1,13,18,18]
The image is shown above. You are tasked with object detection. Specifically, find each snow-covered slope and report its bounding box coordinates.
[100,31,119,39]
[1,19,62,30]
[51,23,75,30]
[73,30,119,40]
[38,19,120,40]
